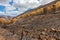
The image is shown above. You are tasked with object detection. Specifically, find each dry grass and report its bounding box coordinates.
[0,0,60,24]
[0,1,60,40]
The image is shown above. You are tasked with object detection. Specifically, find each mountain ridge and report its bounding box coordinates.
[0,0,60,24]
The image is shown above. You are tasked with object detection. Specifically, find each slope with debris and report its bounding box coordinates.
[0,0,60,40]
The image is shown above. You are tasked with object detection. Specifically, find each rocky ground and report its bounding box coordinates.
[0,0,60,40]
[0,11,60,40]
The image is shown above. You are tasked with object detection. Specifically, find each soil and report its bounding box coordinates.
[0,12,60,40]
[0,0,60,40]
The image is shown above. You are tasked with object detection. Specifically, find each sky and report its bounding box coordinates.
[0,0,55,17]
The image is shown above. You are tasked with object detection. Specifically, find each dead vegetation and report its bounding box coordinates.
[0,0,60,24]
[0,0,60,40]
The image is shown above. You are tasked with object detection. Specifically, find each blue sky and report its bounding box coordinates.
[0,0,55,17]
[0,0,19,17]
[9,0,13,5]
[0,5,5,12]
[0,0,13,11]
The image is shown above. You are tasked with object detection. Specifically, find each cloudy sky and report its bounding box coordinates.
[0,0,55,17]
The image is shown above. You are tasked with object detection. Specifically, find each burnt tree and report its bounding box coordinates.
[43,7,47,14]
[52,5,56,14]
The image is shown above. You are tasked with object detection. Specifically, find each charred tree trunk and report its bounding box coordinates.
[52,5,56,14]
[43,7,47,14]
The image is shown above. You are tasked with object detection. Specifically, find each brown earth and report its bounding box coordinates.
[0,0,60,40]
[0,12,60,40]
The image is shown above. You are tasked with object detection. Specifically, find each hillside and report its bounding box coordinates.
[0,0,60,24]
[10,0,60,24]
[0,0,60,40]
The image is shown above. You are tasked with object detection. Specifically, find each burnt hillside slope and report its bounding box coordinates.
[0,0,60,40]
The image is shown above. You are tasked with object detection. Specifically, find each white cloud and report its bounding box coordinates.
[13,0,41,8]
[40,0,55,5]
[13,0,55,12]
[0,0,11,4]
[0,0,12,8]
[0,0,11,6]
[0,11,7,16]
[5,6,16,11]
[0,0,55,17]
[5,11,21,17]
[13,0,55,8]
